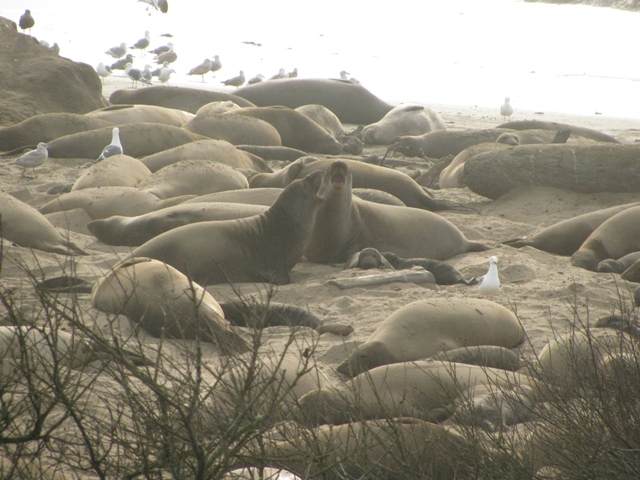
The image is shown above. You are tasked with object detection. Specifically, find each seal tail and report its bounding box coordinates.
[468,241,492,253]
[501,237,530,248]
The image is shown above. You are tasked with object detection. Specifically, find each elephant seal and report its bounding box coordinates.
[231,106,343,154]
[571,205,640,271]
[0,113,113,152]
[622,259,640,283]
[294,104,345,138]
[344,247,395,270]
[532,327,638,394]
[249,156,473,213]
[335,297,524,377]
[439,140,514,189]
[0,191,87,255]
[597,251,640,273]
[46,123,208,159]
[136,160,249,199]
[260,417,474,479]
[109,85,255,113]
[86,104,195,126]
[217,300,353,336]
[182,188,283,206]
[0,326,94,377]
[233,78,394,124]
[297,361,535,425]
[502,202,640,256]
[87,202,267,246]
[123,171,328,286]
[183,113,282,146]
[304,161,489,264]
[91,258,249,353]
[39,186,193,219]
[428,345,521,371]
[71,154,152,190]
[362,104,446,145]
[139,139,271,173]
[235,144,307,161]
[381,251,478,285]
[195,100,242,116]
[497,119,620,144]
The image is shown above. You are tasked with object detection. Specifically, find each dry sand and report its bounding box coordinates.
[2,74,640,389]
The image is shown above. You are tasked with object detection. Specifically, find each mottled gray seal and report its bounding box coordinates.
[123,171,328,285]
[183,113,282,146]
[86,104,194,126]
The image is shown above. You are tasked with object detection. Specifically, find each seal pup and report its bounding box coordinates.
[97,127,123,161]
[500,97,514,120]
[123,171,328,285]
[478,256,501,296]
[335,297,524,377]
[597,251,640,274]
[91,258,249,353]
[381,251,477,285]
[4,142,48,177]
[304,161,490,264]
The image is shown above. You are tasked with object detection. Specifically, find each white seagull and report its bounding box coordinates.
[158,63,176,83]
[97,127,123,162]
[106,42,128,59]
[96,62,112,84]
[210,55,222,76]
[500,97,514,121]
[478,256,501,296]
[130,31,151,55]
[4,142,48,177]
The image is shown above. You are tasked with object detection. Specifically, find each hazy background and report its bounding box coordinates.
[3,0,640,119]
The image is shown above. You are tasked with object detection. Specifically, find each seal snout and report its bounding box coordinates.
[329,161,349,187]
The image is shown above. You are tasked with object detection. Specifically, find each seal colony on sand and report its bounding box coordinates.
[123,171,328,285]
[303,160,489,264]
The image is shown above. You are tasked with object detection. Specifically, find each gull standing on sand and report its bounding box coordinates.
[188,58,212,81]
[130,31,151,56]
[500,97,514,121]
[106,42,128,59]
[4,143,48,177]
[111,54,134,71]
[125,63,142,87]
[154,45,177,65]
[149,43,172,56]
[210,55,222,76]
[478,256,501,296]
[96,62,112,83]
[19,9,35,34]
[97,128,123,162]
[158,63,176,83]
[141,65,153,85]
[223,70,245,88]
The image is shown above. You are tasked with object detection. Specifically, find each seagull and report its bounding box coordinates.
[223,70,245,88]
[339,70,360,84]
[154,46,177,65]
[288,68,298,78]
[269,68,287,80]
[500,97,514,121]
[96,62,112,83]
[247,74,264,85]
[210,55,222,76]
[50,43,60,55]
[97,127,123,162]
[130,31,151,55]
[141,65,153,85]
[4,142,48,177]
[158,64,176,83]
[125,63,142,87]
[188,58,212,82]
[39,40,49,48]
[19,9,35,34]
[111,54,134,71]
[106,42,128,59]
[478,256,501,296]
[149,43,172,56]
[138,0,168,14]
